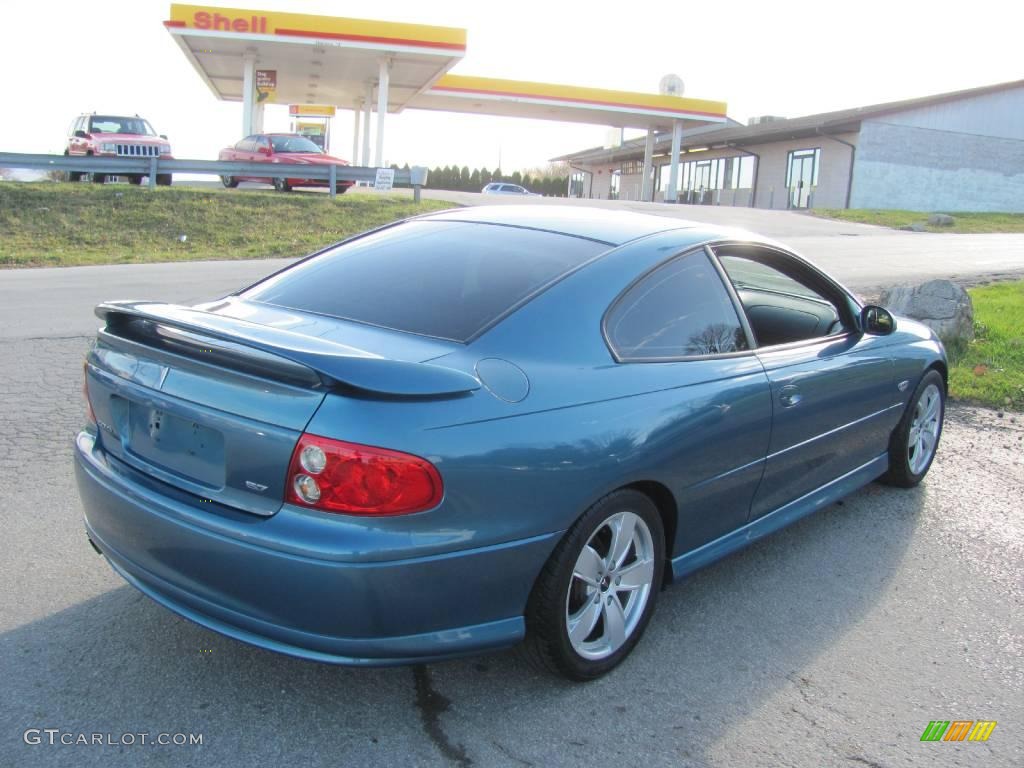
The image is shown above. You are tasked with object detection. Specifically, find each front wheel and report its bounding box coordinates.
[273,177,291,192]
[64,151,81,182]
[156,174,172,186]
[523,490,665,680]
[882,369,945,487]
[221,175,238,188]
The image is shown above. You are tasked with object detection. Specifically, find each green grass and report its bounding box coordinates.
[948,280,1024,410]
[0,182,453,267]
[812,208,1024,233]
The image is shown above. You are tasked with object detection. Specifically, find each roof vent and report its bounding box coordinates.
[747,115,785,126]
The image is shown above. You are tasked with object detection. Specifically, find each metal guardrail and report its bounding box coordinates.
[0,152,429,201]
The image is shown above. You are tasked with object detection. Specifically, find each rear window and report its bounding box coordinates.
[240,220,607,342]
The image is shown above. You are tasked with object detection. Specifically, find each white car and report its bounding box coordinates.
[482,182,538,195]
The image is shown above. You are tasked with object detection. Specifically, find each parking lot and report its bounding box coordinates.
[1,228,1022,767]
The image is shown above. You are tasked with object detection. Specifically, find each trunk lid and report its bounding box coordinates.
[85,300,477,516]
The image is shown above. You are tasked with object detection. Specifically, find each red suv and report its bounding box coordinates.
[65,114,173,185]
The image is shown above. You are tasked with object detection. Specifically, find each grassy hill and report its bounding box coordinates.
[0,182,452,267]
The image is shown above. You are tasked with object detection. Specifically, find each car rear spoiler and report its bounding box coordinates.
[95,301,481,397]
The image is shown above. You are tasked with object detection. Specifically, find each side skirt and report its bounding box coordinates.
[671,453,889,580]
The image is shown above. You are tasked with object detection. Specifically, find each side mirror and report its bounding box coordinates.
[159,134,168,140]
[860,305,896,335]
[258,145,272,156]
[74,130,88,139]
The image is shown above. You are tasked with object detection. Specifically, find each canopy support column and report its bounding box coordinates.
[352,102,361,164]
[241,53,256,137]
[361,84,372,167]
[641,129,655,202]
[252,102,265,134]
[374,57,390,168]
[666,120,683,203]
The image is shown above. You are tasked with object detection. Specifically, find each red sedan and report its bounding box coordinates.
[218,133,355,193]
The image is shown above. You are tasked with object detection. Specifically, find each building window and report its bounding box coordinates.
[729,156,755,189]
[609,170,621,200]
[569,171,588,198]
[620,160,644,175]
[786,148,820,209]
[658,154,757,204]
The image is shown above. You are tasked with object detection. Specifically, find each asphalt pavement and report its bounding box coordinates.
[0,207,1022,767]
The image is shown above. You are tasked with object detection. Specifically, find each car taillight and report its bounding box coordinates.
[83,360,96,425]
[285,434,443,516]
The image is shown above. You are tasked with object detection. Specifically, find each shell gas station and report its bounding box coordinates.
[163,4,728,201]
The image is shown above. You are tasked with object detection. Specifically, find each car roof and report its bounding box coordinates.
[419,205,701,246]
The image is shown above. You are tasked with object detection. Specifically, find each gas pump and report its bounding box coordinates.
[288,104,336,152]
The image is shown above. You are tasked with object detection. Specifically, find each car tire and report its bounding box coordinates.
[64,151,81,182]
[83,151,104,184]
[156,174,172,187]
[128,176,143,185]
[881,369,945,488]
[334,184,349,195]
[523,489,665,681]
[273,177,291,192]
[221,175,238,188]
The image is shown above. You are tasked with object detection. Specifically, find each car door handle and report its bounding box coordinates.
[779,386,802,408]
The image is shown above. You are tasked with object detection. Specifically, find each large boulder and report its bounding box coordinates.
[878,279,974,341]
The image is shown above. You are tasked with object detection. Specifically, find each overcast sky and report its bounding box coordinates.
[2,0,1019,171]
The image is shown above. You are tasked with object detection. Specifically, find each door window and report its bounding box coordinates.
[715,246,848,347]
[605,250,749,360]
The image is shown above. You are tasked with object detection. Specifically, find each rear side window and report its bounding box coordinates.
[605,250,749,360]
[241,220,607,342]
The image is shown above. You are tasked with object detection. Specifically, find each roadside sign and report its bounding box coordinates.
[256,70,277,103]
[374,168,395,191]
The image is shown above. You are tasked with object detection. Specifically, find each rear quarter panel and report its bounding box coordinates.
[303,229,773,562]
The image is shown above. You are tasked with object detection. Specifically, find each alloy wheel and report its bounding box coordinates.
[565,510,655,660]
[908,383,942,474]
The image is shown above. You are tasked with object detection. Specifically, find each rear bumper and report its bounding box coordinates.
[74,430,556,665]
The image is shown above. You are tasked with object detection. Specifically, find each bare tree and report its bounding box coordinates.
[687,323,744,355]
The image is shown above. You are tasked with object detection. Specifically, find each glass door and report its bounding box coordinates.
[692,160,712,204]
[786,148,820,209]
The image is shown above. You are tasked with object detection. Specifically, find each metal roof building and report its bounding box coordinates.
[555,79,1024,212]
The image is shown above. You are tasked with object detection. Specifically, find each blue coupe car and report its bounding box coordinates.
[75,206,946,680]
